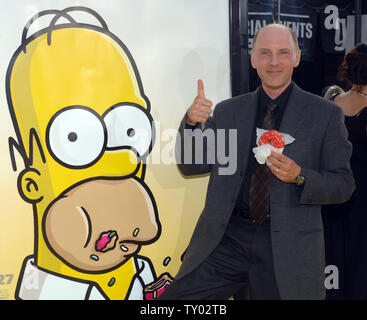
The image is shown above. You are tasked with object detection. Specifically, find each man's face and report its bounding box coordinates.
[251,26,301,92]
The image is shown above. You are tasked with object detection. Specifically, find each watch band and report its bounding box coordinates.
[295,168,306,186]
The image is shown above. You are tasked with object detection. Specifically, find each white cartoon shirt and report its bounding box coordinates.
[16,256,155,300]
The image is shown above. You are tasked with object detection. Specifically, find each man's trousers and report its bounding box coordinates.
[160,214,281,300]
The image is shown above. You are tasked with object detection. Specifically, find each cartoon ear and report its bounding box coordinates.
[17,168,43,203]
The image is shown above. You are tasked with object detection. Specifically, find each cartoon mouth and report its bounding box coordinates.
[95,230,118,252]
[95,231,135,254]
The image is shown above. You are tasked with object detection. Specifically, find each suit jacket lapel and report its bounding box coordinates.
[279,84,307,147]
[235,88,259,170]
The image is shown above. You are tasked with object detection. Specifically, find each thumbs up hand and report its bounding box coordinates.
[186,79,213,126]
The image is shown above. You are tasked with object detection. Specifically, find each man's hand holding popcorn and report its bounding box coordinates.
[253,129,301,184]
[268,151,301,183]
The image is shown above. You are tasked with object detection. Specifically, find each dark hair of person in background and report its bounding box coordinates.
[336,43,367,90]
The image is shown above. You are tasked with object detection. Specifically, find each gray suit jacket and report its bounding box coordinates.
[175,84,355,300]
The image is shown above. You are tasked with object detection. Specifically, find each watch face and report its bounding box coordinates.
[296,176,305,186]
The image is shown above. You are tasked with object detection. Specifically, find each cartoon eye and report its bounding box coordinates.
[46,107,106,168]
[103,104,153,158]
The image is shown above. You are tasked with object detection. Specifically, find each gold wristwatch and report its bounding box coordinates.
[295,168,306,186]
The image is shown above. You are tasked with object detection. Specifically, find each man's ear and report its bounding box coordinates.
[17,168,43,203]
[250,51,257,69]
[294,49,301,68]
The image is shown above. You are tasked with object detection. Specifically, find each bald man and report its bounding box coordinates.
[161,24,355,300]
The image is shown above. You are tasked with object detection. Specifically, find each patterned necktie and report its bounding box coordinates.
[249,101,277,225]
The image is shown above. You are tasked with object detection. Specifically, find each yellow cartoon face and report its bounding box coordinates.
[8,18,160,276]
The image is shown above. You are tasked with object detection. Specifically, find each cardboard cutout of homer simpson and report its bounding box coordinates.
[6,7,172,300]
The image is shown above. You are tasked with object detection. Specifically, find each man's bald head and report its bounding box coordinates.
[250,23,301,98]
[252,24,300,52]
